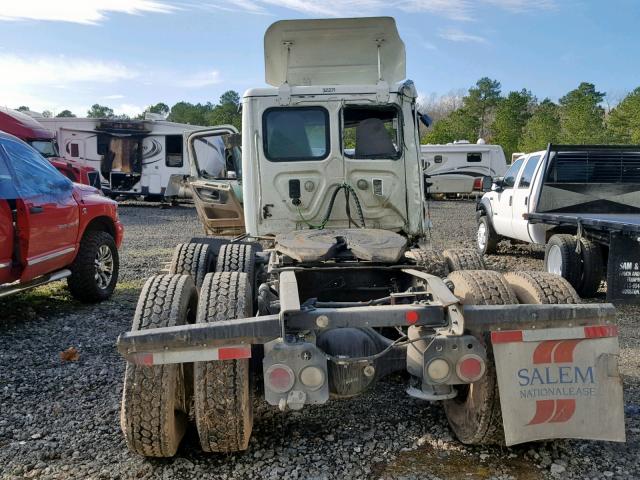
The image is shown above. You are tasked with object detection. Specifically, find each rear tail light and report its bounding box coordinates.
[472,177,483,191]
[299,366,325,391]
[266,364,295,393]
[426,358,451,382]
[456,354,486,383]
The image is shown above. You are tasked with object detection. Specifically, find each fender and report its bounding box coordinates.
[476,195,494,224]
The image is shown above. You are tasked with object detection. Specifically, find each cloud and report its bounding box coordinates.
[0,0,177,25]
[177,70,223,88]
[114,103,145,117]
[204,0,556,19]
[0,54,137,87]
[103,94,126,100]
[438,28,488,44]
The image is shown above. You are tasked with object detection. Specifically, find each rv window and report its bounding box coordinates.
[467,153,482,163]
[97,134,109,156]
[166,135,183,167]
[518,155,541,189]
[263,107,329,162]
[434,155,443,163]
[502,158,525,188]
[70,143,79,158]
[342,106,401,160]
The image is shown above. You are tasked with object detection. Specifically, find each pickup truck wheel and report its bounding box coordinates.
[503,271,580,304]
[67,230,119,303]
[215,243,256,290]
[544,234,580,289]
[443,270,517,445]
[169,243,213,289]
[120,274,197,457]
[477,216,499,255]
[577,239,604,298]
[443,248,486,271]
[194,271,254,453]
[406,248,449,277]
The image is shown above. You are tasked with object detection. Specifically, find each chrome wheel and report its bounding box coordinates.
[95,245,114,289]
[546,244,563,275]
[477,223,487,251]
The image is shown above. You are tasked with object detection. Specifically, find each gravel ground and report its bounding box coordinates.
[0,199,638,480]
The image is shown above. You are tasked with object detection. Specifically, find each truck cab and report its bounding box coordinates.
[0,107,100,188]
[0,131,123,302]
[241,17,425,238]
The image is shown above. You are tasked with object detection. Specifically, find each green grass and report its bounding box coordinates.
[0,279,145,324]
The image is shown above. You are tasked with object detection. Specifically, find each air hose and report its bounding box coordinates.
[297,183,366,229]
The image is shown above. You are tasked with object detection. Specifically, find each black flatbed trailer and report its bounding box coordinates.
[527,212,640,304]
[527,212,640,239]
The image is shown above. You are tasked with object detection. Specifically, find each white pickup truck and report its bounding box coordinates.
[476,144,640,303]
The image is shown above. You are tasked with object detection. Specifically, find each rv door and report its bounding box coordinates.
[186,126,245,235]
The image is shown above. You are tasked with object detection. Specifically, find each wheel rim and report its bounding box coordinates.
[547,245,563,275]
[477,223,487,251]
[95,245,114,289]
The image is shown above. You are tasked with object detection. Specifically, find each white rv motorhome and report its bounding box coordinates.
[421,141,507,195]
[39,115,228,200]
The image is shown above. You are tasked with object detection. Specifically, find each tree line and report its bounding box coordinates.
[16,82,640,161]
[421,78,640,159]
[16,90,242,131]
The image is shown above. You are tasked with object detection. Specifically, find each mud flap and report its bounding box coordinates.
[491,326,626,446]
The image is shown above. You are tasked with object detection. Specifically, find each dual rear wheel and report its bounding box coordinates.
[121,242,256,456]
[443,269,580,445]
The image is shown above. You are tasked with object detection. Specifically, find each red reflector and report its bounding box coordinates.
[132,353,154,366]
[491,330,523,344]
[406,311,419,324]
[456,354,486,382]
[266,364,295,393]
[584,325,618,339]
[218,346,252,360]
[459,357,482,379]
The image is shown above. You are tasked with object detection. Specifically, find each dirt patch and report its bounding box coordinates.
[375,444,544,479]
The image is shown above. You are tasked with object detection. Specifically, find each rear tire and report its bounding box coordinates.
[476,216,499,255]
[406,248,449,277]
[443,248,486,271]
[544,234,580,289]
[120,274,197,457]
[503,271,580,304]
[169,242,213,289]
[215,243,256,288]
[68,230,119,303]
[194,272,254,452]
[443,270,517,445]
[577,239,603,298]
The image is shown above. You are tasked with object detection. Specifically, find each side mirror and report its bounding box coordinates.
[481,175,493,192]
[493,177,504,192]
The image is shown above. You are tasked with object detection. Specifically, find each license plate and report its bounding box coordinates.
[491,325,625,446]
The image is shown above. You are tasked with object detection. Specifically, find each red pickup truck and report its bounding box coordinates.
[0,131,123,302]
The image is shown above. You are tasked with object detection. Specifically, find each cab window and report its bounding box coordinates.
[518,155,541,189]
[502,158,525,188]
[342,106,401,159]
[0,137,72,200]
[263,107,329,162]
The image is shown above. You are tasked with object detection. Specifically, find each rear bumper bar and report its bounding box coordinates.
[116,303,616,363]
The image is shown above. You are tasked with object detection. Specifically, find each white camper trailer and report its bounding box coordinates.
[39,116,228,200]
[421,141,507,195]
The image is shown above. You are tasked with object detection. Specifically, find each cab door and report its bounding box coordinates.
[0,151,16,284]
[0,137,78,280]
[491,157,525,236]
[511,155,542,242]
[186,126,244,235]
